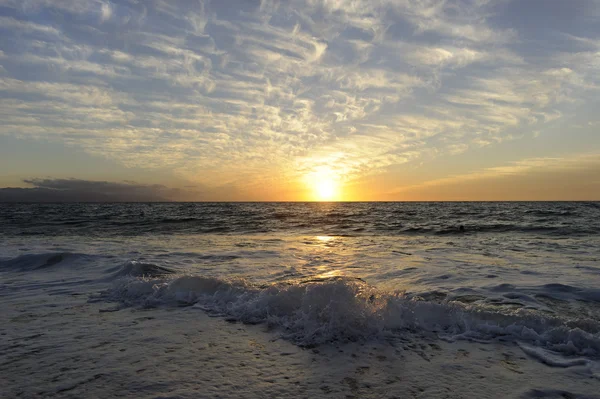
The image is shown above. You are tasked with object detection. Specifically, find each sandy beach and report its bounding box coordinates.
[3,286,599,399]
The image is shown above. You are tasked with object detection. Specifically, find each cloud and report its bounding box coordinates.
[100,1,112,23]
[0,178,188,202]
[0,16,61,35]
[0,0,598,198]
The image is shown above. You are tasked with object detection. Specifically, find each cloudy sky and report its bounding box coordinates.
[0,0,599,201]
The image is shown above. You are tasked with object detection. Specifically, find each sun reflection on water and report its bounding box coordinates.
[316,235,334,243]
[315,269,343,279]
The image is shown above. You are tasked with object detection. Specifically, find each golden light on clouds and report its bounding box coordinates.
[0,0,598,201]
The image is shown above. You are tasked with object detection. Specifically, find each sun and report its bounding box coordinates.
[315,177,337,201]
[306,167,342,201]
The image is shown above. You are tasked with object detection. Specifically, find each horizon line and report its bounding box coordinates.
[1,200,599,204]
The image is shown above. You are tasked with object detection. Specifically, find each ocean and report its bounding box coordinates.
[2,202,600,398]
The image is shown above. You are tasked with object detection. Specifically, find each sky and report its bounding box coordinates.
[0,0,599,201]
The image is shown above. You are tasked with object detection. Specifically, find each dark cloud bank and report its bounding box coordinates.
[0,178,186,202]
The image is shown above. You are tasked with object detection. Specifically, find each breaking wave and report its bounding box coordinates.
[106,260,175,278]
[103,273,600,356]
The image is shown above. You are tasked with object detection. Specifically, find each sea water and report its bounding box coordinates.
[2,202,600,397]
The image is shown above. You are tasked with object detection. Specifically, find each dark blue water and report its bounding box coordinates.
[1,202,598,237]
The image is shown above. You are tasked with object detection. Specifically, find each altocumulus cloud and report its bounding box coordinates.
[0,0,599,197]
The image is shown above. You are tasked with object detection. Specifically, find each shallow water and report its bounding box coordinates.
[1,202,600,397]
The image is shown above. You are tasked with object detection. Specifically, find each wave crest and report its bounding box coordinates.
[107,261,175,278]
[104,274,600,355]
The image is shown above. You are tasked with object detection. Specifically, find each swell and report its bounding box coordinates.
[2,222,597,238]
[103,274,600,356]
[0,252,91,272]
[3,202,598,237]
[426,224,595,236]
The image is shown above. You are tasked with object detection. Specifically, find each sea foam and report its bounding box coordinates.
[104,268,600,356]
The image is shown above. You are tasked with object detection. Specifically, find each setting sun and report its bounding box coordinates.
[306,166,343,201]
[315,177,337,201]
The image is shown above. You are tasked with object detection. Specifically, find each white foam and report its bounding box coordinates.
[105,274,600,355]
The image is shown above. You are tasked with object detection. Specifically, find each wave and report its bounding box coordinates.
[0,252,89,272]
[525,209,578,217]
[390,224,570,236]
[4,221,597,238]
[428,224,597,236]
[487,283,600,304]
[106,261,175,278]
[103,274,600,356]
[158,217,202,224]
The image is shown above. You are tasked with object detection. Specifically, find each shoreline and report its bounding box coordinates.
[3,292,599,399]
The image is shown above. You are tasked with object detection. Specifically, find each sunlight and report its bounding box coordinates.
[316,269,343,279]
[307,167,342,201]
[315,177,337,201]
[315,235,334,242]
